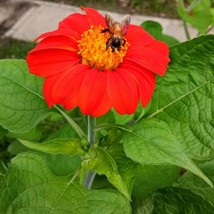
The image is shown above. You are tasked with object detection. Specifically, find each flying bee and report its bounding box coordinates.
[101,14,131,52]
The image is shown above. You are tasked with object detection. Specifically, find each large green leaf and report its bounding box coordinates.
[123,118,212,187]
[0,152,131,214]
[146,35,214,161]
[0,59,48,133]
[153,187,214,213]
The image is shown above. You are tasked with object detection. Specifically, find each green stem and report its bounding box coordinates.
[84,116,96,189]
[183,21,191,40]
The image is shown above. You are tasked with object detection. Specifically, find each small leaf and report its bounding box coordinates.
[112,109,134,125]
[19,138,85,156]
[83,147,130,199]
[123,118,213,187]
[0,59,49,133]
[0,152,131,213]
[141,21,179,46]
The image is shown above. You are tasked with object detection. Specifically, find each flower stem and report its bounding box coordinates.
[84,115,96,189]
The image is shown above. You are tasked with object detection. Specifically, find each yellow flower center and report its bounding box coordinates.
[78,26,129,71]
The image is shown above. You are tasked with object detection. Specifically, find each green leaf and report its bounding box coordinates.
[131,165,178,214]
[112,109,134,125]
[82,147,130,199]
[146,35,214,161]
[0,125,7,138]
[153,187,214,213]
[86,190,131,214]
[44,154,82,176]
[8,140,30,155]
[0,152,131,214]
[0,59,49,133]
[123,118,212,187]
[175,159,214,207]
[132,196,154,214]
[0,161,6,181]
[177,0,212,33]
[109,143,137,194]
[46,124,79,140]
[19,138,85,156]
[132,165,179,200]
[211,8,214,25]
[141,21,179,46]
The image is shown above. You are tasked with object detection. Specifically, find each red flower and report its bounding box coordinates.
[26,7,170,117]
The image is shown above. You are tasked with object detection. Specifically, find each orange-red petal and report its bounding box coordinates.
[107,69,139,114]
[27,49,79,77]
[43,64,88,107]
[125,43,170,76]
[77,68,109,115]
[120,62,156,106]
[81,7,106,27]
[33,35,78,52]
[58,13,90,37]
[125,25,155,47]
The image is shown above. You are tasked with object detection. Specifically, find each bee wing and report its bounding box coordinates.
[121,15,131,35]
[105,13,115,29]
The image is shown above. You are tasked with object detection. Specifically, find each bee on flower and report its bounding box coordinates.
[101,13,131,52]
[26,7,170,117]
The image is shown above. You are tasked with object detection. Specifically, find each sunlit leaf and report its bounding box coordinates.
[123,118,212,187]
